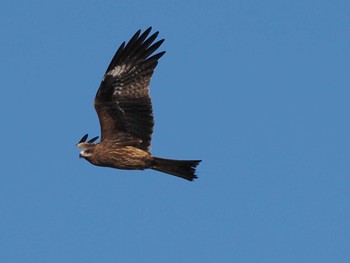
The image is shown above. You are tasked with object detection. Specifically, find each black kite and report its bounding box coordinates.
[76,28,201,181]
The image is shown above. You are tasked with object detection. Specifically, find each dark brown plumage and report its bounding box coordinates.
[76,27,201,181]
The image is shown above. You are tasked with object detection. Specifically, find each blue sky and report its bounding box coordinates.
[1,0,350,262]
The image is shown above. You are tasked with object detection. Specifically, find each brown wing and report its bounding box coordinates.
[94,27,165,151]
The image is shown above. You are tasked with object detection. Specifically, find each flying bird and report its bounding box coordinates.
[76,27,201,181]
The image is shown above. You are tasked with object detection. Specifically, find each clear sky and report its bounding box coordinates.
[1,0,350,262]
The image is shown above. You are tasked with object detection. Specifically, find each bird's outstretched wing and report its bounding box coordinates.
[94,27,165,151]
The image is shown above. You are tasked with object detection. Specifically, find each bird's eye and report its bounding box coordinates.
[85,150,92,154]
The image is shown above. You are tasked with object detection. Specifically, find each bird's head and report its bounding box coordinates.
[76,134,99,159]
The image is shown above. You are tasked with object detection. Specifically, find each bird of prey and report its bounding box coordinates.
[76,27,201,181]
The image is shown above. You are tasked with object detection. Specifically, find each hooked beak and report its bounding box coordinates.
[79,153,83,158]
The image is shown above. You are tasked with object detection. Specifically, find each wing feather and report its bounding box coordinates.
[94,27,165,151]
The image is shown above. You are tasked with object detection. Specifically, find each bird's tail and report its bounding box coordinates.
[152,157,201,181]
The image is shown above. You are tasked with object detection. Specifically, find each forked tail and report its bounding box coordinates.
[152,157,201,181]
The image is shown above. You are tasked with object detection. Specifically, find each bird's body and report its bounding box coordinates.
[79,142,152,170]
[76,27,201,181]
